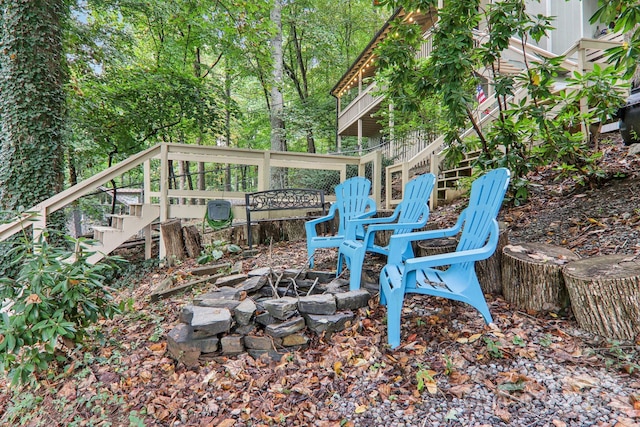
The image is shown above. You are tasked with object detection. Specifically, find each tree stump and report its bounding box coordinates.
[182,225,202,258]
[562,255,640,341]
[416,237,458,257]
[161,219,186,261]
[502,243,579,313]
[476,223,509,296]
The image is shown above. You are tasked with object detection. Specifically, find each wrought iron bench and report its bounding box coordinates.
[245,188,326,249]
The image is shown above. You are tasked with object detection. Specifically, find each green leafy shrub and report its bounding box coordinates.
[0,231,122,386]
[197,239,242,264]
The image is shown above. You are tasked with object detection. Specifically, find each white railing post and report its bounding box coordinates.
[143,159,152,259]
[31,205,46,244]
[372,150,382,207]
[260,151,271,191]
[159,143,169,259]
[429,153,439,208]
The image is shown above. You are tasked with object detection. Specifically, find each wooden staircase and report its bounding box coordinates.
[86,203,159,264]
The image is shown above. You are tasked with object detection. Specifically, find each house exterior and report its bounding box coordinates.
[332,1,624,206]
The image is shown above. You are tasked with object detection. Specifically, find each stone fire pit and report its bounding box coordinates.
[163,264,372,367]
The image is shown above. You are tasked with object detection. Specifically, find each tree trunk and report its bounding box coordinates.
[0,0,66,221]
[161,219,186,262]
[269,0,287,189]
[182,225,202,258]
[502,243,579,313]
[563,254,640,341]
[476,223,509,295]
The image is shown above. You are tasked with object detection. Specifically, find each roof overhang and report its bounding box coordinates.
[331,7,438,98]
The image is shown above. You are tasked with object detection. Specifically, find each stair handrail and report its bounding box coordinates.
[0,144,162,242]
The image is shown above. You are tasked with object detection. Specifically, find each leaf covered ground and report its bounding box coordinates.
[2,138,640,426]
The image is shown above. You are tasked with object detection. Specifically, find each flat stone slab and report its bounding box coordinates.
[305,311,355,334]
[319,278,349,294]
[191,307,232,336]
[265,316,306,338]
[234,298,257,325]
[194,286,242,304]
[221,335,244,355]
[244,335,275,350]
[297,294,336,315]
[283,268,305,279]
[192,336,219,353]
[167,324,199,367]
[215,274,249,287]
[282,333,309,347]
[335,289,371,310]
[255,312,277,326]
[306,271,336,282]
[263,296,298,320]
[247,267,272,277]
[196,298,241,311]
[190,263,232,276]
[236,275,267,293]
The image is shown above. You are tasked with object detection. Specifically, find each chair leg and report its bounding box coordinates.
[385,293,404,349]
[336,251,345,278]
[307,247,315,268]
[348,252,365,291]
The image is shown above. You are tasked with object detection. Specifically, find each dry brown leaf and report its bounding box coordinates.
[494,406,511,423]
[333,361,343,376]
[564,374,598,391]
[614,417,640,427]
[448,384,473,398]
[58,382,77,400]
[217,419,236,427]
[552,420,567,427]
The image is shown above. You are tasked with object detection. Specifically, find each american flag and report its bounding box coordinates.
[476,85,487,104]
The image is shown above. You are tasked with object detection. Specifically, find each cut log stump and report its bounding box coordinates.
[562,255,640,341]
[183,225,202,258]
[161,219,186,262]
[502,243,579,313]
[416,237,457,271]
[476,223,509,296]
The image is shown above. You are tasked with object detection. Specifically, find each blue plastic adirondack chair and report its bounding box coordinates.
[379,168,511,348]
[305,176,377,267]
[337,173,436,291]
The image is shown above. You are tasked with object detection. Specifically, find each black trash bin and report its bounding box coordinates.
[619,88,640,145]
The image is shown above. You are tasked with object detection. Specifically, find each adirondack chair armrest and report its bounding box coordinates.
[400,220,500,271]
[361,218,429,250]
[344,209,399,239]
[386,226,459,263]
[403,245,493,271]
[305,203,339,237]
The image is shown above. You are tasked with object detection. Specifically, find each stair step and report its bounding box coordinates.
[92,225,120,241]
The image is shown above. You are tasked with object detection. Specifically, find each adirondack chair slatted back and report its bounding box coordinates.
[335,176,373,235]
[337,173,435,291]
[305,176,376,268]
[456,169,511,258]
[395,174,435,235]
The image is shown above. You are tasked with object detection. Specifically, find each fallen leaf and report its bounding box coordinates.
[494,407,511,422]
[565,374,598,391]
[448,384,473,398]
[149,342,166,354]
[217,419,236,427]
[333,361,342,376]
[355,404,367,414]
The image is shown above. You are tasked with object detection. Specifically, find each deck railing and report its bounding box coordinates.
[0,143,381,259]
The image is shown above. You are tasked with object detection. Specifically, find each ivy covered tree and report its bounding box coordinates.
[0,0,67,216]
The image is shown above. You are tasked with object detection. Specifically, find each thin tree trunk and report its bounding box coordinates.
[270,0,287,189]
